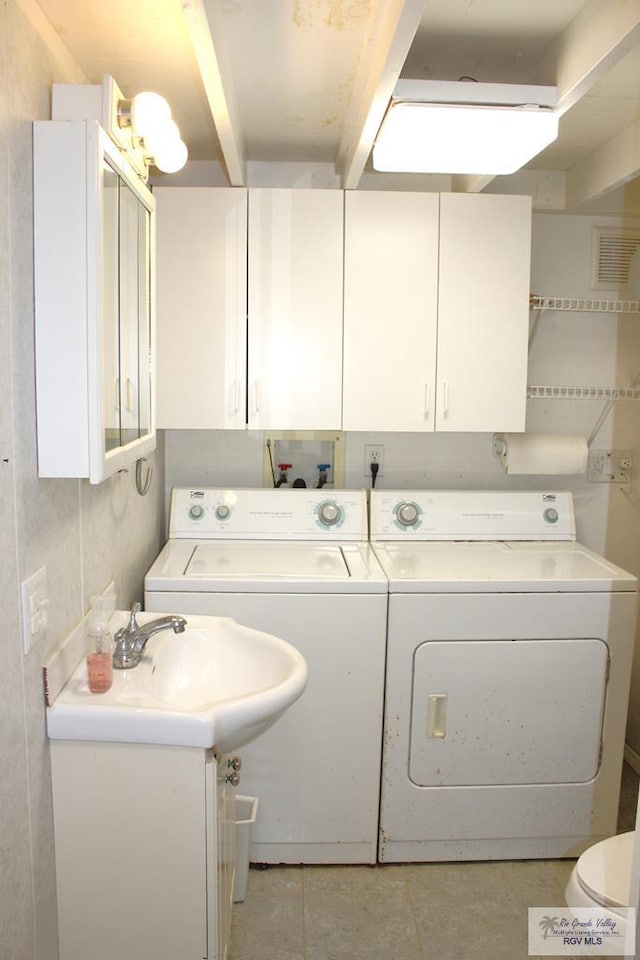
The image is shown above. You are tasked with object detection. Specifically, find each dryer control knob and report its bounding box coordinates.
[543,507,559,523]
[318,502,341,526]
[189,504,204,520]
[396,501,419,526]
[215,504,231,521]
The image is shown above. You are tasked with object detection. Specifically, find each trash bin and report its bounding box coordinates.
[234,795,259,903]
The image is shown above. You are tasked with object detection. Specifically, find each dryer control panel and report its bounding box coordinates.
[369,490,576,541]
[169,488,369,540]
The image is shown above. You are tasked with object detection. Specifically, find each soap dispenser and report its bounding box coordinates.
[86,594,114,693]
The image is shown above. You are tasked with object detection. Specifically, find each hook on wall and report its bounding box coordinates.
[135,458,153,497]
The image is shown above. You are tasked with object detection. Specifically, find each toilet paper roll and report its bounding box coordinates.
[495,434,588,475]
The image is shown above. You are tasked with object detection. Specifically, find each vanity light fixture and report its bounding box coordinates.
[50,76,188,181]
[372,79,558,175]
[116,89,188,174]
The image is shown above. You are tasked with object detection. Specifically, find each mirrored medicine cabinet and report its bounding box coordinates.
[33,119,155,483]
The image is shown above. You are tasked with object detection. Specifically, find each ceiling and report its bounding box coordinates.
[35,0,640,212]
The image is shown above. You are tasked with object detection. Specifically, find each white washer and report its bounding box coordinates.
[370,490,638,863]
[145,487,387,864]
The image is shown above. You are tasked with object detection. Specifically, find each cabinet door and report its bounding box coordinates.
[343,192,439,431]
[101,161,121,453]
[436,193,531,432]
[155,188,247,430]
[118,180,144,445]
[247,189,343,430]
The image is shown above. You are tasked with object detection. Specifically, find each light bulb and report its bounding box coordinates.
[153,139,189,174]
[131,92,172,139]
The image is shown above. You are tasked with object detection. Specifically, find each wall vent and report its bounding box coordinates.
[592,227,640,290]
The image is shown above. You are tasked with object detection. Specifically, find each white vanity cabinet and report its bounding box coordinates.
[155,188,248,430]
[247,188,344,430]
[343,191,531,432]
[50,740,236,960]
[33,120,156,482]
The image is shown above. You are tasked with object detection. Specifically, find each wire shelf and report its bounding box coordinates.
[527,385,640,400]
[530,296,640,313]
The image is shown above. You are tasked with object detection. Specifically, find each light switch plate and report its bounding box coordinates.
[21,566,49,654]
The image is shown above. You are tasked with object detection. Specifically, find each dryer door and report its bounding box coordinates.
[409,638,607,786]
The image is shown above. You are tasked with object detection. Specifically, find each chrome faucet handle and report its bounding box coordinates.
[127,601,142,634]
[112,603,142,671]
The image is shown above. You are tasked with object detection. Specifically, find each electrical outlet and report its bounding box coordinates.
[364,444,384,477]
[587,449,634,484]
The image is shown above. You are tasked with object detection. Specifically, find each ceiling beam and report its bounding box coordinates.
[335,0,426,190]
[566,115,640,208]
[180,0,246,185]
[550,0,640,117]
[456,0,640,196]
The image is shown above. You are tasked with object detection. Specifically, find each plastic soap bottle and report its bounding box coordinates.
[86,595,114,694]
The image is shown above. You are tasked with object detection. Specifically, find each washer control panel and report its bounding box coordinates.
[169,488,368,540]
[370,490,576,541]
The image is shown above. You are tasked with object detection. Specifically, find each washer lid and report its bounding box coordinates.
[576,832,634,908]
[373,541,637,592]
[144,539,388,593]
[186,542,350,578]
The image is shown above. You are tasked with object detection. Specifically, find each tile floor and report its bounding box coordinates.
[229,764,639,960]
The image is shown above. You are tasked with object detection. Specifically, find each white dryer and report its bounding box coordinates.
[145,488,387,864]
[370,490,638,863]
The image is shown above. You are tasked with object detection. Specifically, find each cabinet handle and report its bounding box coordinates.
[426,693,448,739]
[424,382,430,417]
[251,379,260,415]
[229,379,240,415]
[442,379,449,416]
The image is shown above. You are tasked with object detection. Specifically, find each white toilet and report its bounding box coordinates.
[565,830,634,924]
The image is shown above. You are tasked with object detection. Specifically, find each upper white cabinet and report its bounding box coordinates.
[436,193,531,432]
[155,188,343,432]
[33,120,156,483]
[154,187,531,434]
[343,192,440,431]
[247,189,344,430]
[343,191,531,432]
[155,188,247,430]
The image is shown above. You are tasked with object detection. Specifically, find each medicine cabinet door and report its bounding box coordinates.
[118,179,152,449]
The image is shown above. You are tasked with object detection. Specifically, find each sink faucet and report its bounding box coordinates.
[112,602,187,670]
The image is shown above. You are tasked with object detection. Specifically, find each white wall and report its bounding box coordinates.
[1,3,166,957]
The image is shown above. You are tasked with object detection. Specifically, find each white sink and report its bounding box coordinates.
[46,612,308,750]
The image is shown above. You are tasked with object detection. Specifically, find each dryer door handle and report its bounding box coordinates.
[426,693,448,739]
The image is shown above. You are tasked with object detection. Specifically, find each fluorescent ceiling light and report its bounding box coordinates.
[373,80,558,175]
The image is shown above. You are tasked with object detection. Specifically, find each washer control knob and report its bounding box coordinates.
[318,502,341,526]
[396,501,419,526]
[543,507,559,524]
[189,504,204,520]
[215,504,231,521]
